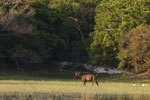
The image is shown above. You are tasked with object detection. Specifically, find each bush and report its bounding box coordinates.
[118,26,150,72]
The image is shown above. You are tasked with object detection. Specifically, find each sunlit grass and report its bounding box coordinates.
[0,72,150,99]
[0,72,150,95]
[0,80,150,94]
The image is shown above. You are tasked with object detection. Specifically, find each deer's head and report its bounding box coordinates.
[74,71,81,79]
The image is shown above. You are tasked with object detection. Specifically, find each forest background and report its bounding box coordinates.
[1,0,150,73]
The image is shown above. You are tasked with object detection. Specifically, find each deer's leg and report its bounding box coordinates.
[83,81,86,86]
[92,81,94,86]
[95,81,99,86]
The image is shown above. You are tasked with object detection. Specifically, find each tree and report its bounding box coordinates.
[91,0,150,67]
[0,0,102,70]
[0,0,40,70]
[49,0,101,63]
[0,0,66,69]
[118,26,150,72]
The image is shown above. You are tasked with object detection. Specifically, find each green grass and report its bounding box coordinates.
[0,71,150,95]
[0,80,150,94]
[0,71,150,99]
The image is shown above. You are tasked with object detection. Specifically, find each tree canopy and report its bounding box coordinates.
[0,0,100,70]
[90,0,150,70]
[1,0,150,73]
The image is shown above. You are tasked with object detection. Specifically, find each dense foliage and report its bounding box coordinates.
[0,0,100,70]
[91,0,150,71]
[1,0,150,73]
[118,26,150,72]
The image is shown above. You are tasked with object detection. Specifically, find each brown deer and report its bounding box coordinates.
[74,71,98,86]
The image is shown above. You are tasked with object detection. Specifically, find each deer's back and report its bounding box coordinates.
[81,74,96,81]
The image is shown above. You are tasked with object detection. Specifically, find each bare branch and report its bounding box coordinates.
[68,16,84,43]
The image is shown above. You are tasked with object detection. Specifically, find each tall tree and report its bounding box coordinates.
[91,0,150,68]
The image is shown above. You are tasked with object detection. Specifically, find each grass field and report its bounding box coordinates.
[0,80,150,94]
[0,71,150,94]
[0,71,150,99]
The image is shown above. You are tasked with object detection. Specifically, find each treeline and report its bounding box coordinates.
[92,0,150,72]
[0,0,150,73]
[0,0,101,70]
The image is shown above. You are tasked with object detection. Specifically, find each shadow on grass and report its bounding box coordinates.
[0,71,75,81]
